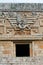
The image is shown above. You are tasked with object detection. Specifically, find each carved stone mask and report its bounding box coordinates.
[17,14,26,29]
[17,20,25,29]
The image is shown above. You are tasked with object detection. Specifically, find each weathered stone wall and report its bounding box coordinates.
[0,11,43,60]
[0,41,13,57]
[32,41,43,56]
[0,41,43,57]
[0,3,43,64]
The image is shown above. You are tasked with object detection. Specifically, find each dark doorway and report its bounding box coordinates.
[16,44,30,57]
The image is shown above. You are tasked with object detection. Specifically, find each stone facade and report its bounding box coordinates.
[0,3,43,65]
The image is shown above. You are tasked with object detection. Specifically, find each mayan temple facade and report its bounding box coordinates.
[0,3,43,65]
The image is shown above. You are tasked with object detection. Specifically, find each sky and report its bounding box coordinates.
[0,0,43,3]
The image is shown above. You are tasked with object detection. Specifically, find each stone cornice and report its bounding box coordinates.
[0,35,42,40]
[0,3,43,11]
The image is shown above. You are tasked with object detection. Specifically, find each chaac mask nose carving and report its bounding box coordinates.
[16,14,32,30]
[17,20,26,30]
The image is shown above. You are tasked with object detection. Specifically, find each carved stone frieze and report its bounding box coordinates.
[0,12,42,35]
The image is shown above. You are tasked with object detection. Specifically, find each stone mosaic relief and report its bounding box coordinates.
[0,12,43,35]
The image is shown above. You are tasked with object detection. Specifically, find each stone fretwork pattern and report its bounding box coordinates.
[0,3,43,65]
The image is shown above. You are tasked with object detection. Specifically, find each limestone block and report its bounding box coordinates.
[0,26,4,34]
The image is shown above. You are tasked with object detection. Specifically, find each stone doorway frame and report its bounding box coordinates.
[13,40,33,57]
